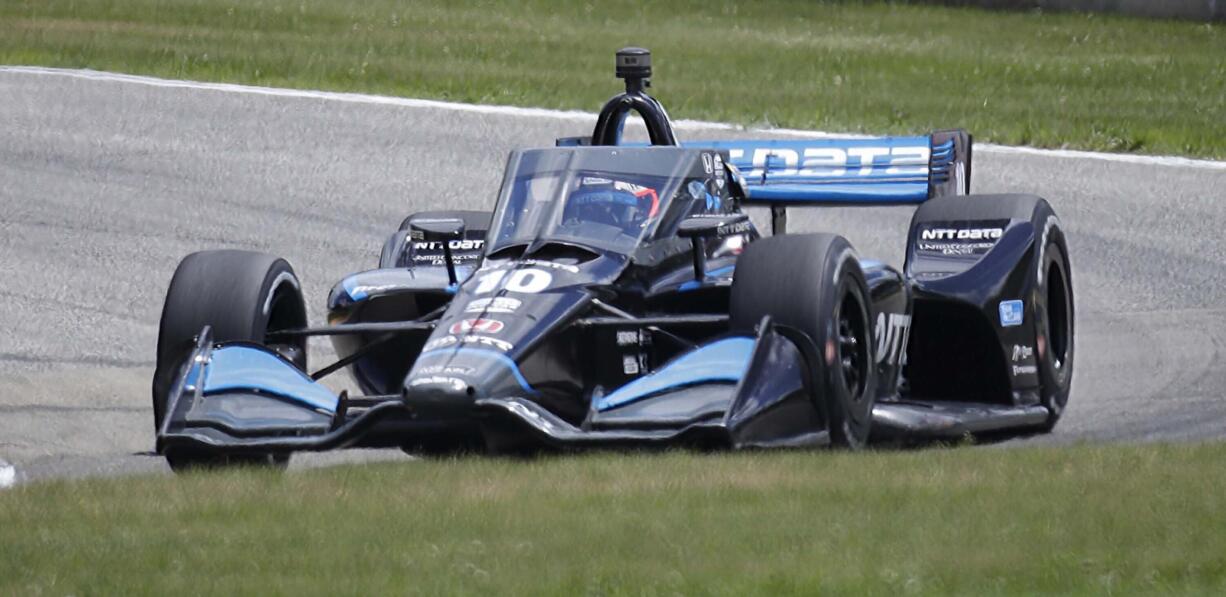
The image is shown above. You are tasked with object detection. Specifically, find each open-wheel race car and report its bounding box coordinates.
[153,48,1074,469]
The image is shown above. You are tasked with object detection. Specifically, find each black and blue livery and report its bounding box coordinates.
[152,48,1074,468]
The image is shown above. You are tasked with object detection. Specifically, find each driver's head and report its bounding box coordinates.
[563,177,659,234]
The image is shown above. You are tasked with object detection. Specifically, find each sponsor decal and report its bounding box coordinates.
[686,213,747,234]
[1011,365,1038,376]
[917,241,996,257]
[423,333,513,352]
[702,153,714,174]
[415,365,475,376]
[413,239,484,252]
[407,376,467,392]
[449,318,505,335]
[520,259,579,273]
[423,335,458,351]
[999,300,1024,327]
[464,297,521,314]
[916,222,1008,258]
[348,283,399,299]
[411,239,484,265]
[461,335,513,352]
[920,228,1003,241]
[616,330,640,346]
[728,145,929,178]
[1011,344,1034,362]
[473,268,554,294]
[622,354,640,375]
[874,313,912,366]
[717,220,750,236]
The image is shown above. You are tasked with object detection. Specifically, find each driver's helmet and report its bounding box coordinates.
[562,176,659,234]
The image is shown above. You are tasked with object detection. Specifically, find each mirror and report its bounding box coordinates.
[408,218,466,285]
[409,217,466,242]
[677,213,749,239]
[677,213,749,281]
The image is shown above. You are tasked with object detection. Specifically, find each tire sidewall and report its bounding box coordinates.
[823,266,875,449]
[1035,225,1074,423]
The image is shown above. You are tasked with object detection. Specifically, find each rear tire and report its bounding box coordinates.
[152,250,307,471]
[730,234,876,449]
[908,194,1074,433]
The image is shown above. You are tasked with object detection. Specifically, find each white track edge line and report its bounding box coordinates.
[0,459,16,489]
[4,65,1225,171]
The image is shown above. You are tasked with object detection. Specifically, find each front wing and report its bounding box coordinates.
[157,319,1052,458]
[156,321,833,456]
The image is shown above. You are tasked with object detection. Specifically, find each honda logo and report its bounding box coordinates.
[449,318,505,335]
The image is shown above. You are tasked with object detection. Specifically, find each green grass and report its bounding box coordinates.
[3,444,1226,595]
[1,0,1224,158]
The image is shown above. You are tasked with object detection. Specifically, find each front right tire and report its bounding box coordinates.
[1035,234,1074,431]
[730,233,876,449]
[152,249,307,471]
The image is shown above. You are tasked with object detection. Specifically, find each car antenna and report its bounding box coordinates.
[615,46,651,94]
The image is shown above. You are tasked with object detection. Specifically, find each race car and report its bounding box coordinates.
[153,48,1074,469]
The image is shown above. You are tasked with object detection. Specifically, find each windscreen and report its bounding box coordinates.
[488,149,690,255]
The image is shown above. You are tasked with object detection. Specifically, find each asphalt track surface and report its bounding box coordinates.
[2,69,1225,485]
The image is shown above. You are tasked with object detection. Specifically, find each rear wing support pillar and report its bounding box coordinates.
[771,205,788,236]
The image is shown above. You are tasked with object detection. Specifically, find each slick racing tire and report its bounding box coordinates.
[1034,221,1074,432]
[152,250,308,471]
[730,234,875,449]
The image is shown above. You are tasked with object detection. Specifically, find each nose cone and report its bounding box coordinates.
[403,374,477,420]
[403,255,628,418]
[403,348,532,420]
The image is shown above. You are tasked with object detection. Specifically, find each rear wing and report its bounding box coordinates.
[692,129,971,206]
[557,130,971,205]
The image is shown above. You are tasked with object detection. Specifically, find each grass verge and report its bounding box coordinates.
[1,0,1224,158]
[2,443,1225,595]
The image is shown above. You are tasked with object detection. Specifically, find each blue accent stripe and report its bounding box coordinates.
[417,348,539,395]
[203,346,339,412]
[597,336,755,411]
[341,276,365,301]
[678,264,737,292]
[747,183,928,203]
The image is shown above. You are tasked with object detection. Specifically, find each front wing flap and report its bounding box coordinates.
[157,328,403,455]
